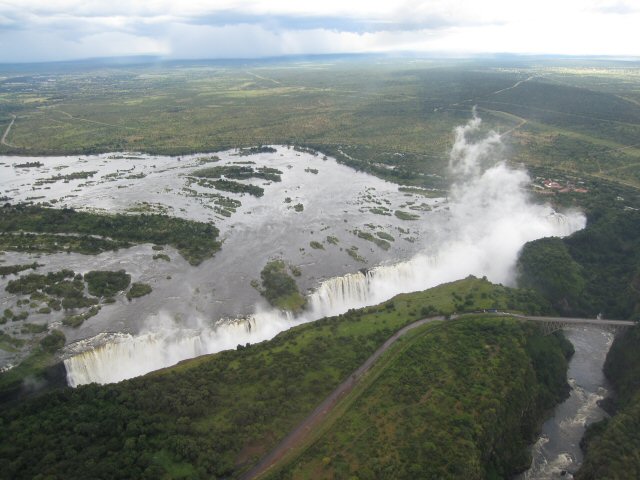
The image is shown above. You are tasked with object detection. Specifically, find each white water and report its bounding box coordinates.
[64,113,586,386]
[518,328,613,479]
[65,310,295,386]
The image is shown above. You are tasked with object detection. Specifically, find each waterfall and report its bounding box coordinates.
[64,311,295,386]
[63,113,587,387]
[308,210,584,319]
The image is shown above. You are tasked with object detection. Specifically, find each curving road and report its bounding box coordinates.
[239,315,445,480]
[241,313,635,479]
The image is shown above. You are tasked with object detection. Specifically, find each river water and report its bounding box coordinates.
[0,115,587,385]
[0,147,443,373]
[517,327,613,479]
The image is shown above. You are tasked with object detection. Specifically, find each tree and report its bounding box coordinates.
[517,237,585,312]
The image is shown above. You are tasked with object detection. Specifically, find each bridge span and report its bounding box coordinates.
[510,314,635,335]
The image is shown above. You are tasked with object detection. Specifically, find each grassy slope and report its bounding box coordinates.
[0,277,552,479]
[270,318,572,480]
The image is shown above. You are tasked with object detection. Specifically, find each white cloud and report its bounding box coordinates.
[0,0,638,62]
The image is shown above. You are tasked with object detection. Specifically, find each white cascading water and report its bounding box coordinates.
[65,311,295,387]
[64,112,586,386]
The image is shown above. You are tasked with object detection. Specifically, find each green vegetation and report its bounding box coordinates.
[20,323,48,334]
[85,270,131,297]
[369,206,392,216]
[34,170,97,185]
[517,237,585,312]
[394,210,420,221]
[309,241,324,250]
[153,253,171,262]
[289,265,301,277]
[238,146,277,156]
[398,186,444,197]
[10,311,28,322]
[5,270,101,315]
[0,332,25,352]
[0,328,66,401]
[293,203,304,212]
[39,330,65,353]
[346,246,366,263]
[182,183,242,216]
[273,319,572,480]
[354,229,391,250]
[0,232,131,256]
[0,205,220,265]
[0,277,559,479]
[326,235,339,245]
[258,260,306,312]
[127,283,153,301]
[0,262,42,277]
[376,231,395,242]
[62,305,101,327]
[14,161,42,168]
[125,201,169,215]
[577,323,640,479]
[191,165,282,182]
[197,155,220,164]
[517,205,640,319]
[0,60,638,190]
[6,269,75,295]
[2,266,140,336]
[203,179,264,197]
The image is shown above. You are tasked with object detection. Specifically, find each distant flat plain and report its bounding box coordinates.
[1,57,639,188]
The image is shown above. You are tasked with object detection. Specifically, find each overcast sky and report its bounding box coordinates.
[0,0,638,63]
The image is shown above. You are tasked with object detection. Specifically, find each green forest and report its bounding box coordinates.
[0,204,221,265]
[0,278,562,480]
[273,319,572,480]
[517,173,640,320]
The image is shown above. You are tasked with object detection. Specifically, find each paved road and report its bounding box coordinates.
[241,313,635,479]
[239,315,445,480]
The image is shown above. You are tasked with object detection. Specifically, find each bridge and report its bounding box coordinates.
[510,314,635,335]
[241,312,636,479]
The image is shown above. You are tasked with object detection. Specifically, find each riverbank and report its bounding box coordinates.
[576,323,640,479]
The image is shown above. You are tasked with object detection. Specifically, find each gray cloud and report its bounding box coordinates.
[0,1,637,62]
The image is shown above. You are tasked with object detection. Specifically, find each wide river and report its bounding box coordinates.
[0,121,586,385]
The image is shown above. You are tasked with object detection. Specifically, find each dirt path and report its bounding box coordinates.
[1,114,16,147]
[490,75,537,96]
[55,109,134,129]
[240,315,444,480]
[245,71,282,85]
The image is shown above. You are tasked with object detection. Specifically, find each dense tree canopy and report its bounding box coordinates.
[517,237,585,312]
